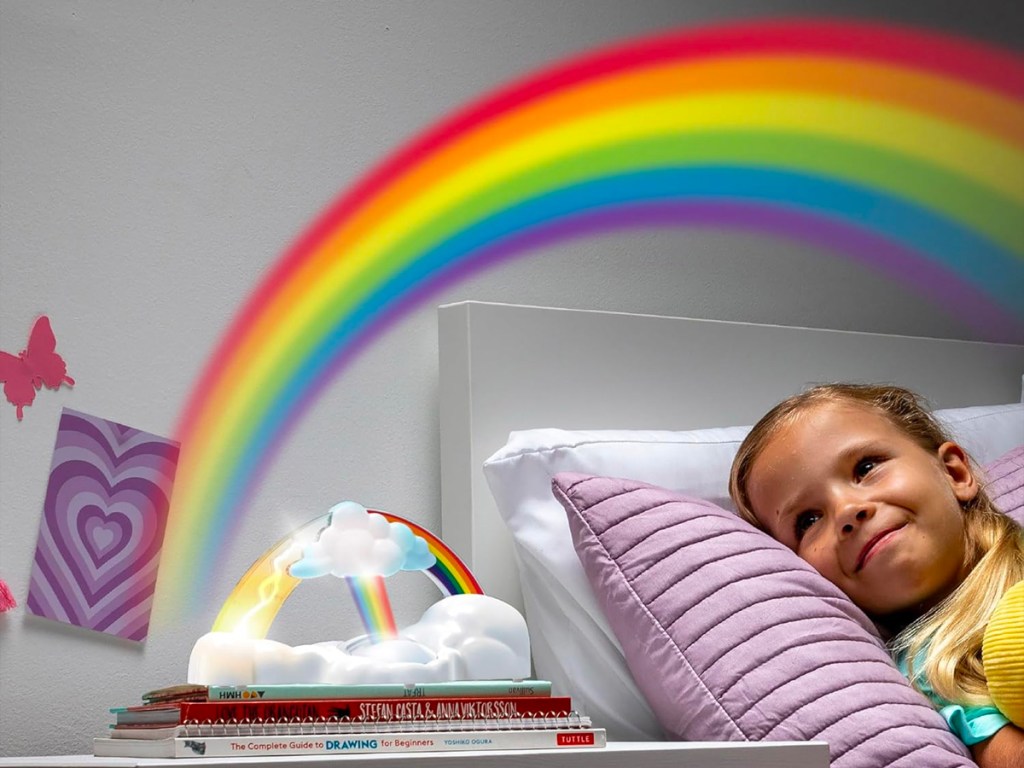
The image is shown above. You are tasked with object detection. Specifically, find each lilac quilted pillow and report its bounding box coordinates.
[555,472,975,767]
[986,445,1024,524]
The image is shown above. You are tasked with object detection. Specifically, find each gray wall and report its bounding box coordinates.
[1,1,1021,757]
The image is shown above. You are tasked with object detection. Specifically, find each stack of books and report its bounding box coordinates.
[93,679,606,758]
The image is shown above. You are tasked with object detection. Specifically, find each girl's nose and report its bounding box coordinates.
[837,500,872,536]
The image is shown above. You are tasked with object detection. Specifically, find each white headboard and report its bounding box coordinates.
[438,301,1024,611]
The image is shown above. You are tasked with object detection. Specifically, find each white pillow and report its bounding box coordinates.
[482,401,1024,741]
[937,402,1024,462]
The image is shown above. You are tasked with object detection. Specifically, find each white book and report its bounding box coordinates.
[94,727,607,758]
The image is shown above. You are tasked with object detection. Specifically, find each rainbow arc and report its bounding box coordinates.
[160,19,1024,612]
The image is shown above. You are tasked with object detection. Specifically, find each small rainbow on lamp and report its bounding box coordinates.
[212,510,481,639]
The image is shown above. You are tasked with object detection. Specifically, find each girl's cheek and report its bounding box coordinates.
[802,541,834,577]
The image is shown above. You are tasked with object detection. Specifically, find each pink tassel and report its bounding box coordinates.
[0,579,17,612]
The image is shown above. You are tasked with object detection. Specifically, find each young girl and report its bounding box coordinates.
[728,384,1024,768]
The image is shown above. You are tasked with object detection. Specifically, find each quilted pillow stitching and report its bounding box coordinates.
[555,472,976,767]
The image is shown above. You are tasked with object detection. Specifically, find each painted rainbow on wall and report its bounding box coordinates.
[160,18,1024,611]
[212,511,481,638]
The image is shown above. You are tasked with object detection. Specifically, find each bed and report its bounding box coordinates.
[6,302,1020,768]
[437,300,1024,767]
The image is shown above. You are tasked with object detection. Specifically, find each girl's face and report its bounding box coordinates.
[745,402,979,618]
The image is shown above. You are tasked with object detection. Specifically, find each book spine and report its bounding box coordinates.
[111,715,592,741]
[162,695,573,725]
[207,680,552,701]
[173,728,605,757]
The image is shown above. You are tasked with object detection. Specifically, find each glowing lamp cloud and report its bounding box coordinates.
[288,501,436,579]
[189,594,531,686]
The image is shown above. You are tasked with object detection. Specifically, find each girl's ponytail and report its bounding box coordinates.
[894,502,1024,705]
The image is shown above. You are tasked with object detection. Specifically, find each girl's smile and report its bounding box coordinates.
[857,524,906,571]
[744,402,979,618]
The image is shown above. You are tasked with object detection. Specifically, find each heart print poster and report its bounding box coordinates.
[27,409,179,640]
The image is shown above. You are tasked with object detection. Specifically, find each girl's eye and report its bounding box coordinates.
[795,510,822,540]
[854,457,881,479]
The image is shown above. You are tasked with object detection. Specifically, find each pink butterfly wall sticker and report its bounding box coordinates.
[0,315,75,420]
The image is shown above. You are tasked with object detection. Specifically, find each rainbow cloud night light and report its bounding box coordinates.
[187,503,529,686]
[161,18,1024,616]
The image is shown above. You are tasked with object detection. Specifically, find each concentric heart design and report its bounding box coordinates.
[79,506,129,566]
[27,409,179,641]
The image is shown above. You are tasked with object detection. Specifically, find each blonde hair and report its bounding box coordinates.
[728,383,1024,706]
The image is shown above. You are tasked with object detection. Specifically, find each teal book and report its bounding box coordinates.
[206,679,552,701]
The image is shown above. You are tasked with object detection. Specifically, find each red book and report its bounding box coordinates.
[114,695,576,727]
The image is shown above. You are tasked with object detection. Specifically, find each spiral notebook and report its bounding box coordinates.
[111,712,592,739]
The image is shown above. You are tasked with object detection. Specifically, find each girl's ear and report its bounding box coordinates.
[937,441,979,503]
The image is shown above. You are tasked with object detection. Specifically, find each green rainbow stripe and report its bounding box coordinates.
[346,576,398,639]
